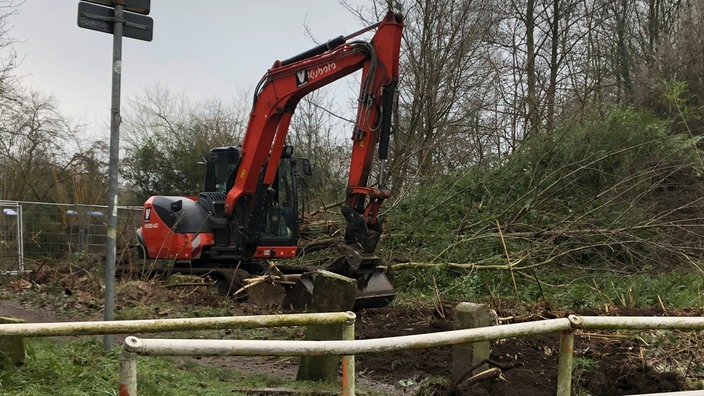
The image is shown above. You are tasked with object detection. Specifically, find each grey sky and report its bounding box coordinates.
[10,1,367,141]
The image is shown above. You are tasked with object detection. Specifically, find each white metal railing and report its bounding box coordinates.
[0,312,354,337]
[119,315,704,396]
[2,312,703,395]
[0,312,355,394]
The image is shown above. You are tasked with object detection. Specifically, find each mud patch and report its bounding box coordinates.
[354,304,695,395]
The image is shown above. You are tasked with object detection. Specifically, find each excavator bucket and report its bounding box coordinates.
[353,267,395,308]
[282,273,315,311]
[328,245,395,309]
[282,267,394,311]
[284,246,395,310]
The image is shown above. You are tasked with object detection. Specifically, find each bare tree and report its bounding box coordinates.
[287,91,352,208]
[121,85,249,201]
[0,90,77,201]
[334,0,692,196]
[0,2,114,204]
[634,0,704,133]
[524,0,540,136]
[0,1,19,101]
[380,0,502,193]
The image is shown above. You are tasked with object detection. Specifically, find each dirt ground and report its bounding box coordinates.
[353,303,700,395]
[1,273,702,395]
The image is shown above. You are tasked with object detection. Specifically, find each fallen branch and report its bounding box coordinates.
[452,358,524,391]
[389,261,514,272]
[165,282,209,289]
[496,219,520,302]
[463,367,502,386]
[432,275,446,320]
[233,262,296,296]
[298,237,341,255]
[309,200,343,216]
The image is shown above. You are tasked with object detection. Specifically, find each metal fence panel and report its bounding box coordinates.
[0,201,23,273]
[1,201,141,268]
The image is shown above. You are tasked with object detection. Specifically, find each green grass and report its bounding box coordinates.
[572,355,598,392]
[0,338,116,395]
[0,337,338,396]
[393,264,704,312]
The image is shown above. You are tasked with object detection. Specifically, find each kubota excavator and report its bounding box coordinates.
[135,11,404,309]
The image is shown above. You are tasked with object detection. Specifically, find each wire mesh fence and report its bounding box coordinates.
[0,201,24,274]
[0,201,142,273]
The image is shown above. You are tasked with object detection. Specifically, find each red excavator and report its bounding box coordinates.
[135,11,404,309]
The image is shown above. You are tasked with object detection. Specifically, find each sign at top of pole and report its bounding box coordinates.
[77,0,153,42]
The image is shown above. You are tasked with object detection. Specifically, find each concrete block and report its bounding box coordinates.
[452,302,492,383]
[0,316,27,369]
[296,270,356,381]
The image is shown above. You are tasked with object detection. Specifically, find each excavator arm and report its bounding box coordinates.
[224,11,404,255]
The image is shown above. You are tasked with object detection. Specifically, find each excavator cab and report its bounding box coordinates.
[202,146,241,194]
[201,145,302,253]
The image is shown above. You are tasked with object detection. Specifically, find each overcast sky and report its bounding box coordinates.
[9,1,368,141]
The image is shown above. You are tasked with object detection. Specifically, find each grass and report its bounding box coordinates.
[0,275,345,396]
[0,337,343,396]
[2,338,115,395]
[0,275,342,396]
[393,264,704,312]
[572,355,598,394]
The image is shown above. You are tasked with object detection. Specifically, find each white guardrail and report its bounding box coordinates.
[2,313,704,395]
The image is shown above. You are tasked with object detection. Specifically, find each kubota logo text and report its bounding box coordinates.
[308,62,337,79]
[296,63,337,87]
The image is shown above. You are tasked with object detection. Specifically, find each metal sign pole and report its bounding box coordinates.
[77,0,151,352]
[103,1,124,352]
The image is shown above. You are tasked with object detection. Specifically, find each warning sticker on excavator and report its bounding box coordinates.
[239,168,247,179]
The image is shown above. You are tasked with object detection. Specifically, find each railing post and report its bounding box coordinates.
[452,302,492,385]
[118,347,137,396]
[0,316,26,369]
[341,311,356,396]
[557,329,574,396]
[297,271,356,381]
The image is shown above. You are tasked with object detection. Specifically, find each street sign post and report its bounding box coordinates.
[78,1,153,42]
[77,0,152,353]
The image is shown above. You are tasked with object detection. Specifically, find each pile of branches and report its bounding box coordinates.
[384,108,704,273]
